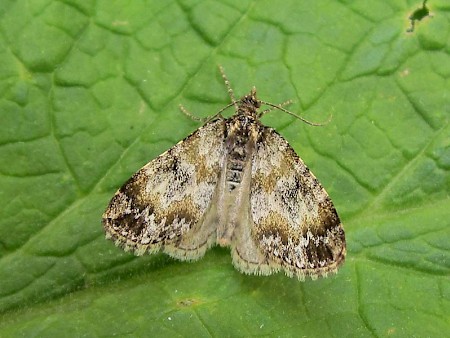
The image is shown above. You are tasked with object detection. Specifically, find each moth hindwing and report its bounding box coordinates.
[102,69,346,280]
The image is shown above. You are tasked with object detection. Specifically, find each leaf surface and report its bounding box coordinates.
[0,0,449,337]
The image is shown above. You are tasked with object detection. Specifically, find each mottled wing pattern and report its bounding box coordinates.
[248,128,346,280]
[102,119,226,260]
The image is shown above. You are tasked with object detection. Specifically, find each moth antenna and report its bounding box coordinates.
[203,102,236,124]
[180,65,240,124]
[259,99,293,116]
[179,104,208,122]
[259,100,332,127]
[219,65,239,111]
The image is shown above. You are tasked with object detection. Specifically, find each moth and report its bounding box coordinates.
[102,67,346,280]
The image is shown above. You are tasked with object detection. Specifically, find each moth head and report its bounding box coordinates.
[238,86,261,115]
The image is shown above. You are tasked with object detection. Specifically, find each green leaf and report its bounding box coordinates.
[1,0,449,336]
